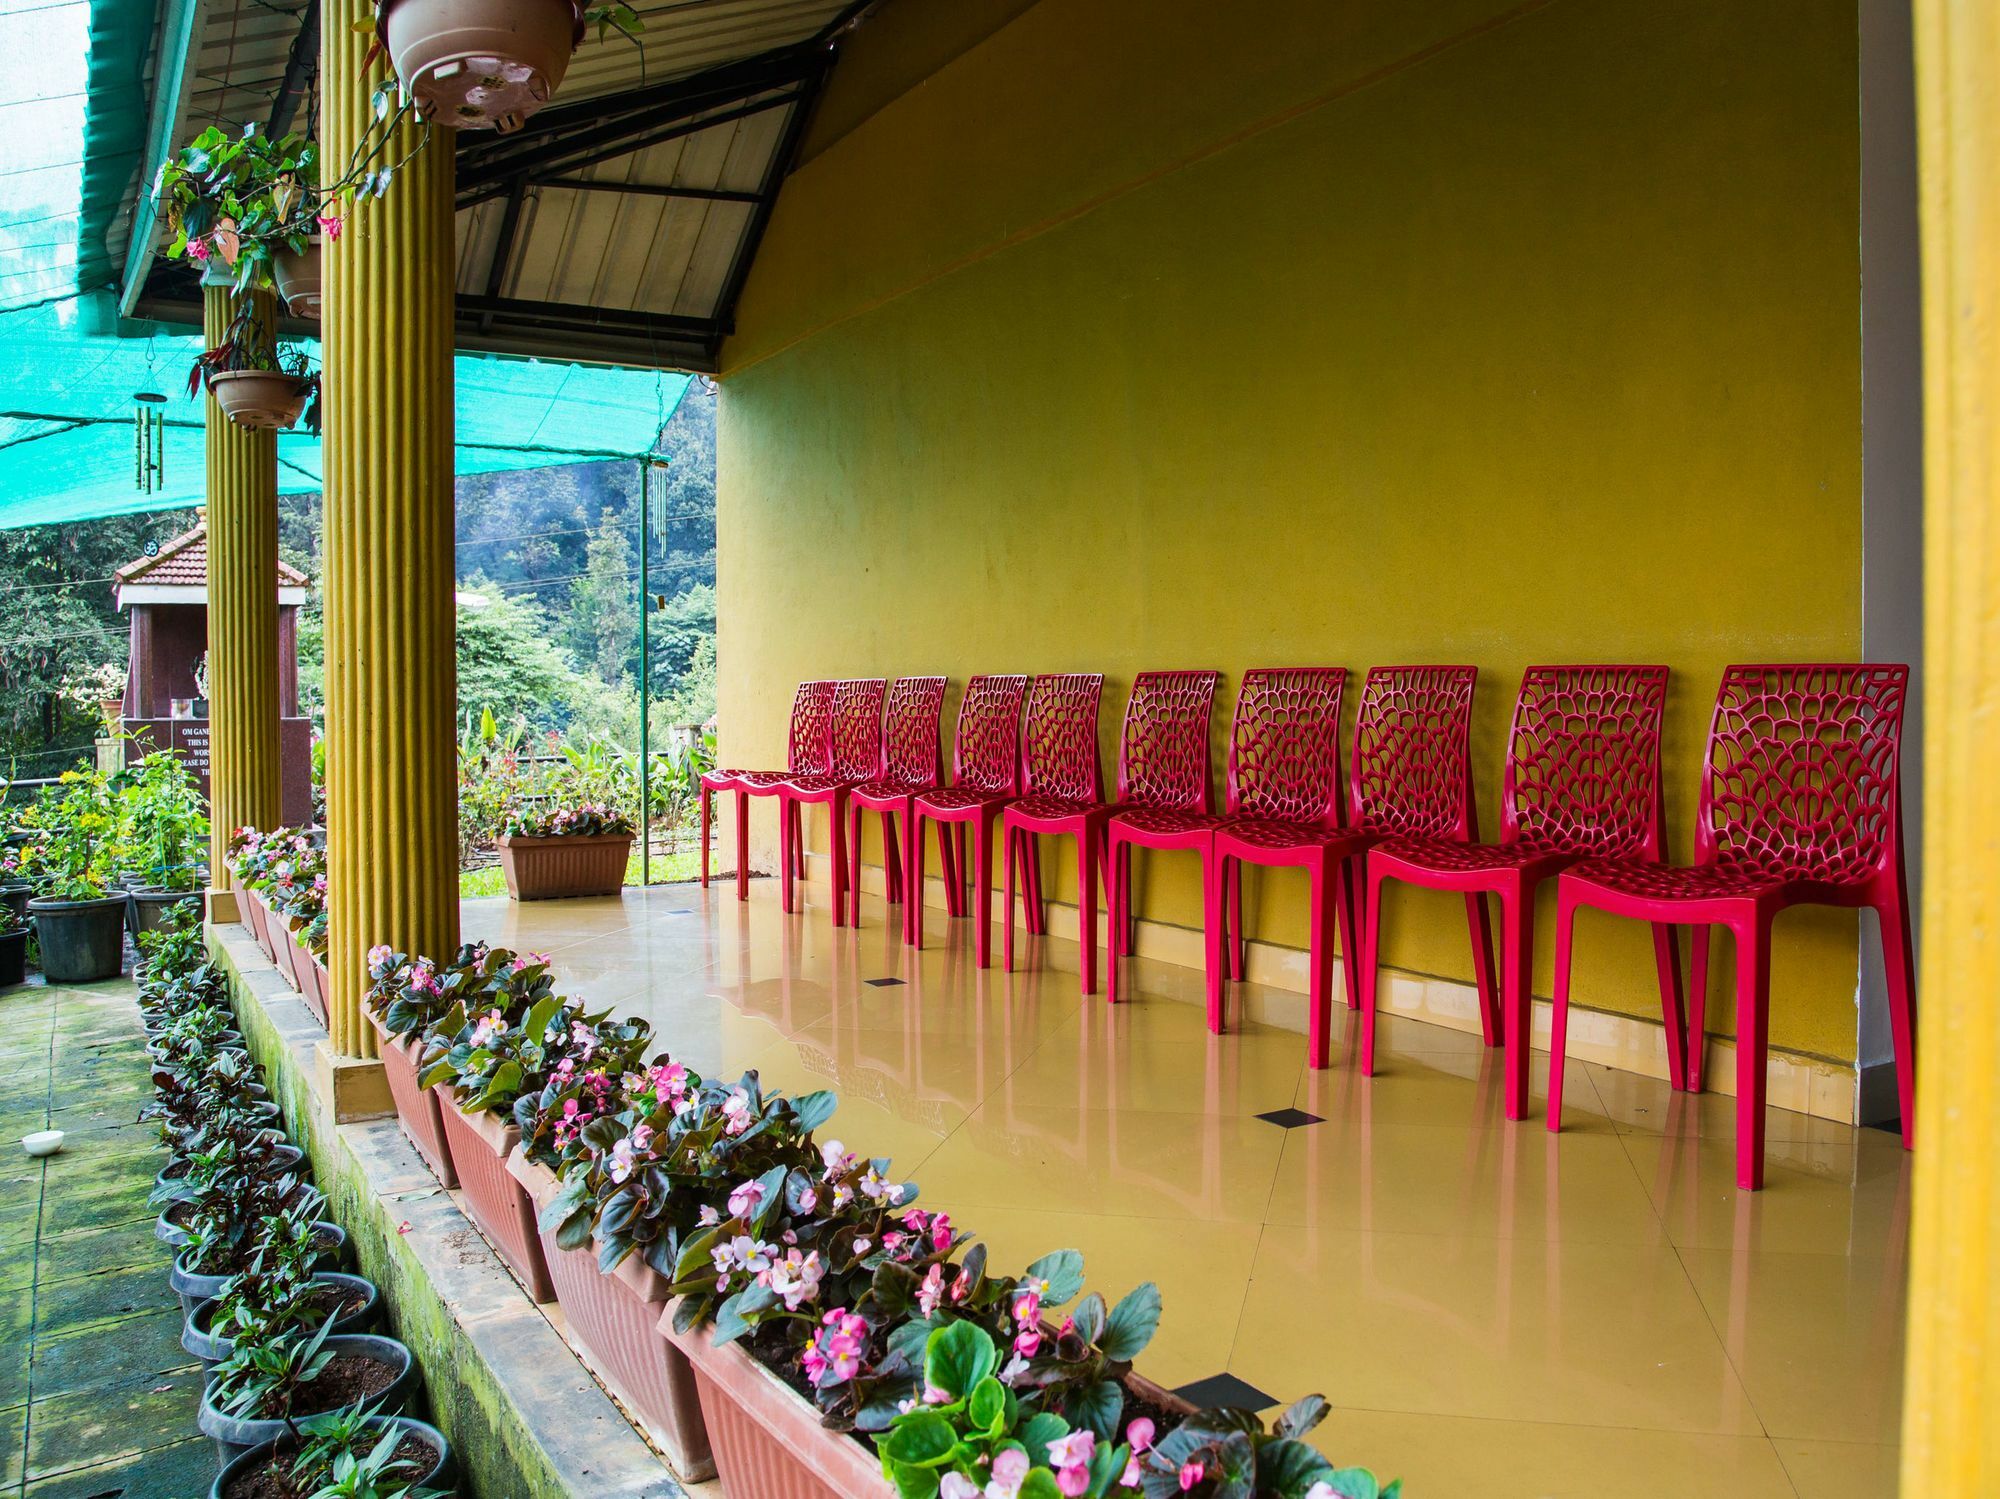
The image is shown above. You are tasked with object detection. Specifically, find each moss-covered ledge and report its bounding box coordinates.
[206,920,687,1499]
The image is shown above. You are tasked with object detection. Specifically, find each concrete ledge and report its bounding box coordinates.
[205,920,686,1499]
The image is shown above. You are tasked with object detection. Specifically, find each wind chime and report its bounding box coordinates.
[133,391,167,493]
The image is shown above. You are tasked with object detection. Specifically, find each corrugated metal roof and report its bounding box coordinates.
[117,0,874,370]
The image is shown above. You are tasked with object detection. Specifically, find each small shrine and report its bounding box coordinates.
[113,517,315,825]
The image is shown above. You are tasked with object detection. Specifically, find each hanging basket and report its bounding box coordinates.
[379,0,584,134]
[274,239,323,318]
[207,370,310,430]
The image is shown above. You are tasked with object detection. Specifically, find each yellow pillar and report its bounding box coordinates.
[1902,0,2000,1489]
[320,0,459,1059]
[202,282,281,905]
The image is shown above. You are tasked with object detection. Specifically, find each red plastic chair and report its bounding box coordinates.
[1001,673,1111,992]
[844,677,949,930]
[910,675,1030,962]
[1362,666,1678,1122]
[1196,669,1352,1057]
[700,680,834,901]
[1100,672,1225,1004]
[1548,664,1916,1190]
[775,679,886,923]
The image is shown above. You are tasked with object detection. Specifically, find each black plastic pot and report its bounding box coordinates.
[0,929,24,989]
[206,1413,452,1499]
[183,1271,381,1367]
[197,1333,417,1463]
[131,887,203,939]
[0,883,30,922]
[27,895,127,982]
[171,1222,346,1316]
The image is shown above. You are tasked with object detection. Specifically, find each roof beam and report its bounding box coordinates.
[454,293,717,338]
[530,178,763,204]
[267,0,321,137]
[119,0,208,317]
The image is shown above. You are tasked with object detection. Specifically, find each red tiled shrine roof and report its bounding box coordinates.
[114,520,311,589]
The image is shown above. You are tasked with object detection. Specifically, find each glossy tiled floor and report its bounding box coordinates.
[465,881,1910,1499]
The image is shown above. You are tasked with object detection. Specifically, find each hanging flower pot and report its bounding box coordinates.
[379,0,586,134]
[206,370,311,431]
[273,238,323,318]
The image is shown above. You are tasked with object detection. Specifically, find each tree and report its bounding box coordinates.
[567,506,636,685]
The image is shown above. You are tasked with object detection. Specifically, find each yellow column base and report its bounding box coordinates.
[204,887,241,926]
[313,1041,395,1124]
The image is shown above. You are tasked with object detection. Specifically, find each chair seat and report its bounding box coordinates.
[916,785,1009,814]
[1563,857,1781,906]
[1006,794,1104,827]
[1373,835,1577,882]
[851,779,932,808]
[1111,807,1223,841]
[736,770,796,792]
[1215,816,1358,854]
[782,772,862,798]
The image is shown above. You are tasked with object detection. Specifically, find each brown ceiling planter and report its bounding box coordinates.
[380,0,584,134]
[434,1091,555,1302]
[207,369,310,430]
[506,1149,716,1482]
[369,1008,457,1188]
[496,831,631,900]
[274,239,323,318]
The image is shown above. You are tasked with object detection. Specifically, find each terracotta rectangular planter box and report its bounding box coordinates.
[299,950,330,1027]
[506,1150,715,1482]
[242,887,276,960]
[369,1009,456,1188]
[435,1092,555,1302]
[659,1317,890,1499]
[496,832,632,900]
[271,912,301,990]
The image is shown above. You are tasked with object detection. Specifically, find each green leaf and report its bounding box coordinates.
[878,1411,956,1467]
[1273,1393,1329,1440]
[1017,1471,1062,1499]
[872,1261,922,1319]
[748,1162,790,1234]
[924,1320,999,1401]
[881,1463,939,1499]
[1019,1410,1069,1468]
[791,1088,837,1132]
[1070,1292,1107,1346]
[1257,1437,1339,1497]
[967,1375,1008,1435]
[1319,1468,1384,1499]
[1065,1378,1121,1441]
[1098,1281,1161,1361]
[1023,1248,1085,1305]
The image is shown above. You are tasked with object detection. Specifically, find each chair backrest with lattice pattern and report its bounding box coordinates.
[786,681,837,776]
[881,677,948,790]
[1698,663,1908,884]
[827,679,887,781]
[952,675,1029,796]
[1225,667,1348,826]
[1021,673,1104,803]
[1348,665,1479,839]
[1502,665,1670,859]
[1114,671,1219,812]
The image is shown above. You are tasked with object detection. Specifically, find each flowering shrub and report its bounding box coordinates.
[501,801,636,838]
[417,974,648,1121]
[16,768,123,900]
[230,826,329,959]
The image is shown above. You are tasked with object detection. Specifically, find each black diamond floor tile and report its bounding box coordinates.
[864,977,906,988]
[1172,1372,1278,1412]
[1254,1107,1324,1129]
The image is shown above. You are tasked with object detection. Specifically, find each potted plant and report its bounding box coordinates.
[185,1252,381,1369]
[171,1185,346,1318]
[361,945,482,1187]
[209,1404,454,1499]
[190,303,322,432]
[495,800,634,900]
[19,767,129,982]
[417,965,646,1302]
[0,903,25,989]
[59,662,126,737]
[120,750,209,937]
[0,843,32,921]
[372,0,641,134]
[199,1319,417,1461]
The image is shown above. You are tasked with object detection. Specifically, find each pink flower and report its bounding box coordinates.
[727,1179,765,1220]
[761,1248,823,1310]
[1179,1461,1205,1492]
[721,1087,752,1135]
[1047,1430,1096,1497]
[1012,1328,1042,1358]
[917,1264,946,1317]
[940,1477,981,1499]
[1126,1418,1155,1453]
[802,1309,869,1387]
[186,236,209,262]
[1121,1454,1142,1488]
[987,1447,1030,1499]
[317,211,342,241]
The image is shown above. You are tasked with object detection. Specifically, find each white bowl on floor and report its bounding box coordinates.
[21,1129,64,1157]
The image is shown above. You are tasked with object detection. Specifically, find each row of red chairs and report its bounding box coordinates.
[698,664,1914,1191]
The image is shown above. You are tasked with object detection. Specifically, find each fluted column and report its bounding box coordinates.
[203,283,281,896]
[321,0,458,1058]
[1903,0,2000,1490]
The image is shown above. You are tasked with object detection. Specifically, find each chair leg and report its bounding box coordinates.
[1546,886,1578,1133]
[1333,859,1362,1011]
[1227,858,1245,982]
[847,801,864,929]
[909,816,929,949]
[829,795,849,928]
[882,811,903,907]
[1734,914,1772,1191]
[1687,926,1711,1094]
[956,827,970,915]
[1650,923,1687,1091]
[1078,830,1099,996]
[1877,884,1917,1150]
[1003,826,1018,972]
[733,791,749,903]
[1202,846,1226,1031]
[700,787,712,887]
[1022,834,1045,936]
[938,820,962,918]
[1500,886,1532,1122]
[1307,861,1332,1069]
[778,800,795,914]
[1107,833,1127,1004]
[1465,892,1501,1047]
[793,804,808,881]
[1121,842,1138,955]
[974,816,996,969]
[1360,858,1385,1076]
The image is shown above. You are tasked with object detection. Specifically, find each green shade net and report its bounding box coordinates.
[0,296,691,529]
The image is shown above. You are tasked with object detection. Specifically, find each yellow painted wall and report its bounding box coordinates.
[716,0,1866,1063]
